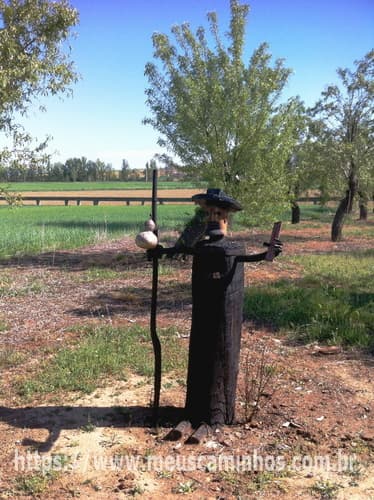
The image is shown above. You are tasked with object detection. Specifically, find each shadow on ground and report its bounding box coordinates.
[0,405,184,452]
[69,282,192,318]
[0,248,146,271]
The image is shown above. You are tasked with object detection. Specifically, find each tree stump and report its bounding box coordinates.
[185,237,245,427]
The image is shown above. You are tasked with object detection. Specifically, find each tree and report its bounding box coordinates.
[307,50,374,241]
[0,0,79,164]
[120,158,130,181]
[155,152,181,180]
[149,158,157,181]
[144,0,305,223]
[0,128,50,180]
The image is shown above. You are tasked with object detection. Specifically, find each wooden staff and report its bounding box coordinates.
[150,168,162,420]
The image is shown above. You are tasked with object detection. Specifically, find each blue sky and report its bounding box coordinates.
[15,0,374,170]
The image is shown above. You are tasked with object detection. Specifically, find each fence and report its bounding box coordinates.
[0,195,329,207]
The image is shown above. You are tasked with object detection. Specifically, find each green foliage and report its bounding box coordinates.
[244,251,374,350]
[0,0,79,121]
[144,0,305,225]
[294,204,336,223]
[0,185,22,206]
[174,480,197,494]
[307,50,374,194]
[0,0,79,168]
[17,325,188,397]
[309,479,342,499]
[15,472,51,495]
[300,50,374,239]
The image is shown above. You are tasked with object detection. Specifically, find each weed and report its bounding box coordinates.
[240,345,278,423]
[0,275,46,298]
[348,438,372,455]
[0,186,22,207]
[251,471,276,490]
[50,453,71,469]
[80,415,96,432]
[0,349,25,369]
[174,480,197,494]
[14,470,57,495]
[343,458,363,486]
[309,479,342,499]
[128,484,145,496]
[218,471,252,496]
[157,470,174,479]
[163,381,174,389]
[158,263,175,276]
[99,433,121,448]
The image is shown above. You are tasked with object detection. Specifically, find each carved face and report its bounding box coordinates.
[204,205,229,236]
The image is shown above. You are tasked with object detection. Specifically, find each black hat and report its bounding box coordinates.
[192,188,242,212]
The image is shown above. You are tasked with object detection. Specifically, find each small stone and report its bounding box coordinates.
[205,440,219,449]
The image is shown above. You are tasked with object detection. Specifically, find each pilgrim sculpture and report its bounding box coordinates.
[136,188,282,439]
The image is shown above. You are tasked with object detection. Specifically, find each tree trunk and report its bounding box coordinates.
[291,201,300,224]
[358,192,368,221]
[359,201,368,221]
[331,167,358,242]
[331,194,350,242]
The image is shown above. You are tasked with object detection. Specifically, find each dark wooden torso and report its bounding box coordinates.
[185,238,245,426]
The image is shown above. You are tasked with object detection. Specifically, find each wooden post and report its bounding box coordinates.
[185,238,245,427]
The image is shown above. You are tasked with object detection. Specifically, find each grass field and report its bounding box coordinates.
[0,181,203,192]
[0,203,371,260]
[244,249,374,349]
[0,204,196,259]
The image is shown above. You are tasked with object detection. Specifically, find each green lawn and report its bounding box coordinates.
[244,250,374,351]
[1,203,371,260]
[0,204,196,259]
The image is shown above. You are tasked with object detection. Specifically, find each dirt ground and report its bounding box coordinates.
[0,222,373,499]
